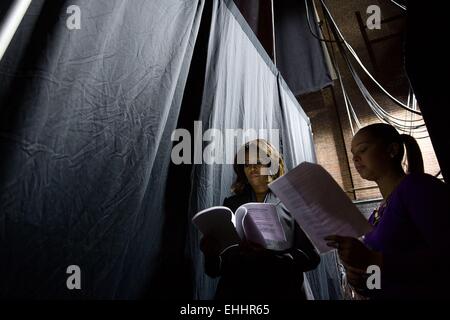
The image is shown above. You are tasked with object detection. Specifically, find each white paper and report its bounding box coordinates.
[269,162,372,253]
[191,206,240,251]
[235,203,288,250]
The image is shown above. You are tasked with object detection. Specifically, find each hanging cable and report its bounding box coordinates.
[390,0,407,11]
[304,0,339,43]
[326,21,427,139]
[343,51,426,128]
[271,0,277,66]
[350,69,428,135]
[310,0,422,123]
[307,0,427,135]
[334,35,429,136]
[319,0,421,115]
[406,87,413,136]
[321,4,428,137]
[338,64,357,135]
[317,2,361,135]
[346,87,362,129]
[313,0,427,138]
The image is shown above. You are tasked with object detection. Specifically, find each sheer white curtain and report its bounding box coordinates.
[188,0,342,300]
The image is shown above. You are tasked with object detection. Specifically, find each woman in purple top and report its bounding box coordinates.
[325,123,450,299]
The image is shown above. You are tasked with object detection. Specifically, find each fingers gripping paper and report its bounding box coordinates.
[268,162,372,253]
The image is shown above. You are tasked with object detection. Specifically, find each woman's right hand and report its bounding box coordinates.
[239,240,276,258]
[200,235,222,257]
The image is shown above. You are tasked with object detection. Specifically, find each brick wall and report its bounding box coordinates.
[295,1,441,201]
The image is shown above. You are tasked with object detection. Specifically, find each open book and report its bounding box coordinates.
[268,162,373,254]
[192,202,289,253]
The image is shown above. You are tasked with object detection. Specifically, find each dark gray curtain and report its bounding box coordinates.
[232,0,275,59]
[0,0,204,299]
[274,0,333,96]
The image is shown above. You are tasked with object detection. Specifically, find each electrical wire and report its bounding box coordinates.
[319,1,428,137]
[315,2,361,134]
[390,0,407,11]
[304,0,340,43]
[318,0,421,115]
[307,0,422,121]
[309,0,428,138]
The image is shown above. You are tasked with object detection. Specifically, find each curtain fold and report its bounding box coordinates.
[187,0,342,300]
[0,0,204,299]
[1,0,341,300]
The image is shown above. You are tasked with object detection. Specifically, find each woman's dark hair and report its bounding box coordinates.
[358,123,424,174]
[231,139,285,195]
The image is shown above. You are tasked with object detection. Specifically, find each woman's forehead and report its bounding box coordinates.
[351,131,377,150]
[353,131,374,144]
[243,149,270,162]
[245,150,260,161]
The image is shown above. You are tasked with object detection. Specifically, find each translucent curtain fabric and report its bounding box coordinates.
[0,0,342,300]
[0,0,204,299]
[187,0,342,300]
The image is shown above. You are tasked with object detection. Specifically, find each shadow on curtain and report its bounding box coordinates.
[0,0,204,299]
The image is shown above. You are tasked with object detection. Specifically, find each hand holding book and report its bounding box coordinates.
[192,203,289,254]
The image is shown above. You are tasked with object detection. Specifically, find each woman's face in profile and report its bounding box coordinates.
[351,131,391,181]
[243,151,272,190]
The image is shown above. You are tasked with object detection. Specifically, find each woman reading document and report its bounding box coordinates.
[200,139,320,300]
[326,123,450,299]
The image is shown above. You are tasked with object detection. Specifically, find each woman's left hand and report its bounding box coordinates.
[324,235,383,270]
[325,235,383,294]
[345,264,370,294]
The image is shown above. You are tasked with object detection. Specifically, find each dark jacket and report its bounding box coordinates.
[204,187,320,300]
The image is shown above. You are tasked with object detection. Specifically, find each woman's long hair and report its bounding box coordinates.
[231,139,285,195]
[359,123,424,174]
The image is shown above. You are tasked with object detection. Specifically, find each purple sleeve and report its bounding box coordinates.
[381,174,450,296]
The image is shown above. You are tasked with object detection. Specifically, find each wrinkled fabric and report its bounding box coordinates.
[187,0,342,300]
[0,0,204,299]
[274,0,333,95]
[0,0,341,300]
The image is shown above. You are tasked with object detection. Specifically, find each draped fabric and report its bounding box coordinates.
[232,0,275,60]
[0,0,341,300]
[274,0,333,95]
[187,0,342,300]
[0,0,204,299]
